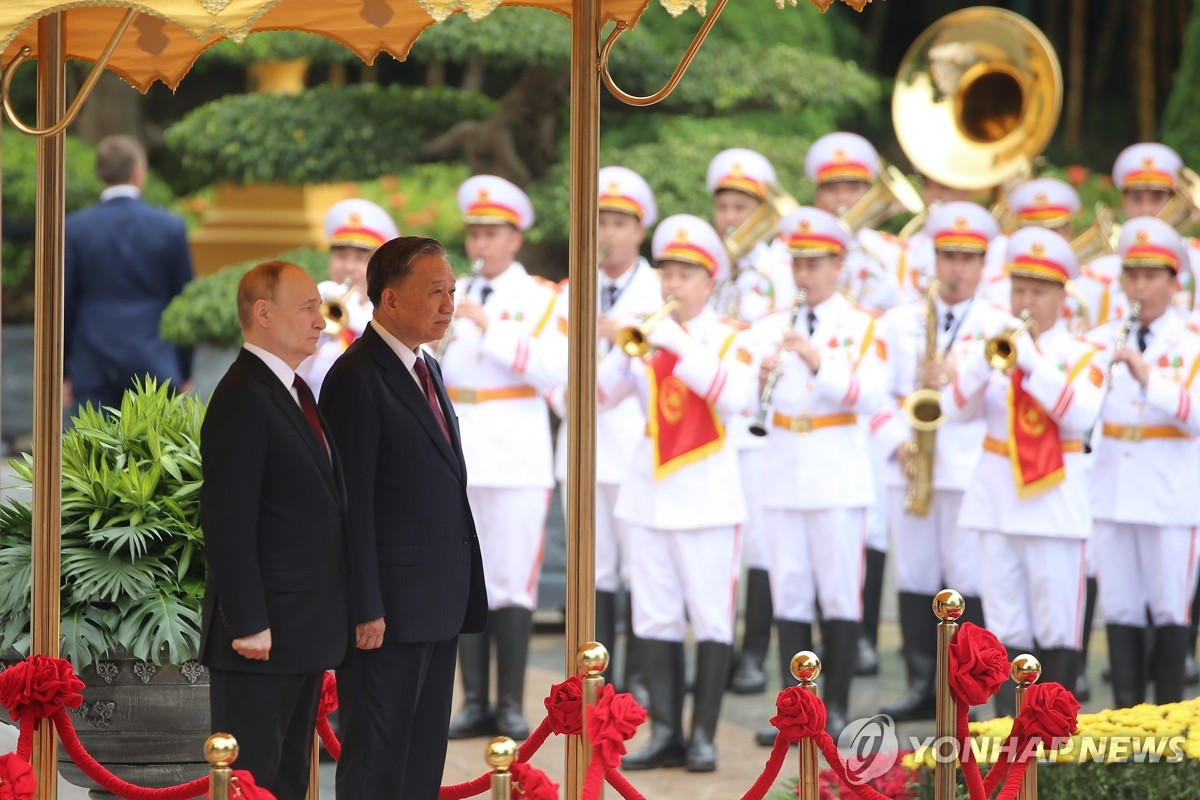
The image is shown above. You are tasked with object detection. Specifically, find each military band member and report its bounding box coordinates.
[1085,217,1200,707]
[605,214,754,773]
[548,166,663,696]
[297,198,398,396]
[806,132,907,311]
[748,206,886,740]
[944,226,1102,718]
[873,202,1011,721]
[705,148,791,694]
[441,175,568,741]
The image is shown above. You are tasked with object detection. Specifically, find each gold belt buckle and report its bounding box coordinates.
[791,415,813,434]
[457,387,478,404]
[1121,426,1141,442]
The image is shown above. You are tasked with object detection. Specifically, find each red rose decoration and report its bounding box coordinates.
[586,686,645,769]
[0,754,36,800]
[1013,682,1079,748]
[769,686,825,743]
[1066,165,1089,187]
[318,671,338,720]
[543,676,584,736]
[0,656,84,722]
[947,623,1010,707]
[510,762,559,800]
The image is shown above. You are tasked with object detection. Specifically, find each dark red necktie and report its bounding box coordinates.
[292,374,327,451]
[413,357,452,443]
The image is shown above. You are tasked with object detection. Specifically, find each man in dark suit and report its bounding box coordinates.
[64,135,193,411]
[320,236,488,800]
[199,261,351,800]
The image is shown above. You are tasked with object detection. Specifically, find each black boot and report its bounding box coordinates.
[821,619,860,739]
[855,550,885,676]
[595,590,617,670]
[493,606,532,740]
[622,639,687,770]
[1106,625,1146,709]
[731,568,773,694]
[992,646,1025,719]
[755,619,813,746]
[1075,578,1097,702]
[1035,648,1079,695]
[621,594,649,708]
[687,641,732,772]
[880,592,939,722]
[1187,581,1200,686]
[1151,624,1189,704]
[448,629,496,739]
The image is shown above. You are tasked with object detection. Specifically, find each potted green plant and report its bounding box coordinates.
[0,378,209,794]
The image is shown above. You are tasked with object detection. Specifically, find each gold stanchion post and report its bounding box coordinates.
[578,642,609,799]
[792,651,821,800]
[932,589,964,800]
[205,733,239,800]
[307,738,320,799]
[1012,654,1041,800]
[487,736,517,800]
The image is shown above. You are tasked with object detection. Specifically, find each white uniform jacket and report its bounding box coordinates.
[439,262,567,488]
[747,293,886,510]
[550,258,664,484]
[872,296,1014,491]
[599,308,755,531]
[841,228,907,311]
[712,239,792,323]
[946,321,1102,538]
[297,282,372,398]
[1085,309,1200,527]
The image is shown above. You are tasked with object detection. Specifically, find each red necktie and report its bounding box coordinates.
[413,357,452,443]
[292,374,327,451]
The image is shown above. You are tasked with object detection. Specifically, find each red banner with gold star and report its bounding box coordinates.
[646,350,725,480]
[1006,368,1065,498]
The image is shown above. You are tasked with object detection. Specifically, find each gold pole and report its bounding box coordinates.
[578,642,609,800]
[31,14,65,800]
[205,733,239,799]
[1011,654,1042,800]
[566,0,600,798]
[932,590,964,800]
[791,651,821,800]
[307,739,320,799]
[486,737,517,800]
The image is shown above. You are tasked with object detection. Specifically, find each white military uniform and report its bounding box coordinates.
[296,197,397,397]
[1086,219,1200,631]
[601,216,754,644]
[441,177,568,610]
[945,229,1102,652]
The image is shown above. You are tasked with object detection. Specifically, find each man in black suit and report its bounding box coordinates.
[320,236,488,800]
[199,261,351,800]
[65,135,193,411]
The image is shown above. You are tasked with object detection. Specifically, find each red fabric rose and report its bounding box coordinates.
[768,686,825,743]
[544,675,584,736]
[0,754,36,800]
[586,686,645,769]
[510,762,559,800]
[947,623,1010,707]
[0,656,84,722]
[1013,682,1079,748]
[228,769,277,799]
[318,671,338,720]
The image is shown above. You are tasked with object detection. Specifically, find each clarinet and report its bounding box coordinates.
[748,288,807,437]
[434,258,485,362]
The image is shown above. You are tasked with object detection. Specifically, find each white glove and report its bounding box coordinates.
[646,318,693,356]
[1014,330,1041,373]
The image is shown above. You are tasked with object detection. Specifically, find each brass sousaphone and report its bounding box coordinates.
[893,7,1063,194]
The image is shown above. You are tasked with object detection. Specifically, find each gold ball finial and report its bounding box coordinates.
[790,650,822,683]
[1010,653,1042,685]
[485,736,518,770]
[204,733,239,767]
[576,641,610,676]
[932,589,965,621]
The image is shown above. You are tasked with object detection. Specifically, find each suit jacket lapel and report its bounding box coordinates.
[425,353,468,478]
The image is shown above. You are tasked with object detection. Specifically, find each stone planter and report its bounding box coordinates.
[1,654,211,799]
[0,324,35,452]
[190,344,239,402]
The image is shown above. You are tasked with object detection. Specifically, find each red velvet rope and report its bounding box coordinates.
[582,685,645,799]
[0,752,37,800]
[603,766,646,800]
[737,735,790,800]
[509,762,558,800]
[944,623,1016,800]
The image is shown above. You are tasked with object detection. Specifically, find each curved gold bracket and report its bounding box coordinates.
[2,9,135,137]
[600,0,729,107]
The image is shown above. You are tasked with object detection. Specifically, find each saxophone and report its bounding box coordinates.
[901,281,946,517]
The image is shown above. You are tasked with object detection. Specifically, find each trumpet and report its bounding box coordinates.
[614,298,681,358]
[749,289,806,437]
[434,257,485,361]
[984,310,1038,373]
[320,279,356,337]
